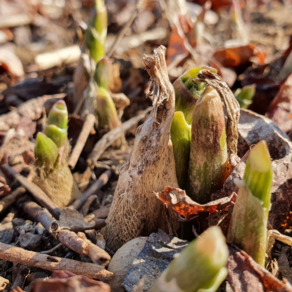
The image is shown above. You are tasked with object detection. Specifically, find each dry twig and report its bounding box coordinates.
[70,169,112,210]
[22,200,111,266]
[0,187,26,215]
[0,242,113,280]
[68,114,96,169]
[88,107,152,165]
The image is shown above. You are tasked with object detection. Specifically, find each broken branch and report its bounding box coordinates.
[0,242,113,280]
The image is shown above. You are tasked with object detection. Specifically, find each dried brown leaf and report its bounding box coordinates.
[29,270,110,292]
[267,74,292,132]
[155,186,236,221]
[227,244,292,292]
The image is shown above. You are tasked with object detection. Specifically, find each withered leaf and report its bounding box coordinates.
[29,270,110,292]
[267,74,292,133]
[212,44,266,69]
[227,244,292,292]
[155,186,236,221]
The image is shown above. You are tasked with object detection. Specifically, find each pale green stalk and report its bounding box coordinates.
[149,226,229,292]
[85,0,107,62]
[170,112,191,189]
[227,140,272,266]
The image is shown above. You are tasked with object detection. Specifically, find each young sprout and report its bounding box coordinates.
[227,140,272,266]
[186,86,228,203]
[149,226,229,292]
[234,84,255,109]
[44,100,68,148]
[173,67,217,125]
[85,0,107,63]
[34,100,81,208]
[171,67,217,189]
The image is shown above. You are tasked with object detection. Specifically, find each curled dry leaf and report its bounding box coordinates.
[266,73,292,133]
[103,46,179,252]
[227,244,292,292]
[155,186,236,221]
[29,270,110,292]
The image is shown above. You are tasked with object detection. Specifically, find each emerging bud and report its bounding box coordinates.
[35,133,59,171]
[228,140,272,266]
[45,100,68,148]
[85,0,107,62]
[94,57,110,90]
[96,87,120,130]
[149,226,229,292]
[187,86,228,204]
[234,84,255,109]
[173,67,217,124]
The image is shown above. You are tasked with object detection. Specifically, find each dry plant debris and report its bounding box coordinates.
[2,0,292,290]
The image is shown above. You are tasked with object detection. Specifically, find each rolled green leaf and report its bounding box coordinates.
[85,0,107,62]
[45,100,68,148]
[234,84,255,109]
[186,86,228,204]
[96,87,120,130]
[34,133,59,171]
[171,111,191,189]
[227,140,272,266]
[149,226,228,292]
[173,67,217,124]
[94,57,110,90]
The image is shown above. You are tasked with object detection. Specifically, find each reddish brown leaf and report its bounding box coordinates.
[227,245,292,292]
[212,44,266,69]
[29,270,110,292]
[166,15,194,65]
[155,186,236,220]
[266,74,292,132]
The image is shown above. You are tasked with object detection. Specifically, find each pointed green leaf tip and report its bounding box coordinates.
[47,100,68,130]
[235,84,255,109]
[227,140,272,266]
[244,140,272,214]
[45,100,68,147]
[149,226,228,292]
[35,133,58,170]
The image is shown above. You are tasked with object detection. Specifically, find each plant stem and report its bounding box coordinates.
[227,140,272,266]
[85,0,107,63]
[171,111,191,189]
[149,226,228,292]
[187,86,228,204]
